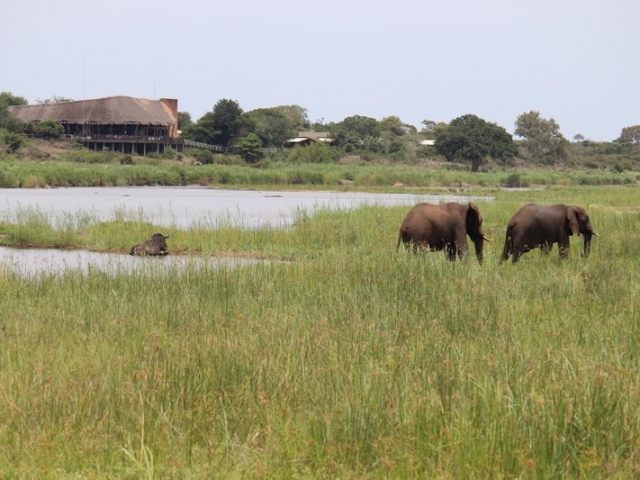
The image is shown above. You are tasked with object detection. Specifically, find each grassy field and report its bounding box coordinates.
[1,184,640,478]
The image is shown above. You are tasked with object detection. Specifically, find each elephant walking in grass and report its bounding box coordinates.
[396,202,489,263]
[500,203,597,263]
[130,233,169,256]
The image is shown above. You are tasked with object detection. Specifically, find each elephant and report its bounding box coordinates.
[130,233,169,256]
[500,203,597,263]
[396,202,488,262]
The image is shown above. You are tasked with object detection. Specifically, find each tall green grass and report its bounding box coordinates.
[0,158,639,188]
[1,186,640,477]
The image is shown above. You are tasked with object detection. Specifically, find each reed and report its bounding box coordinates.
[1,158,639,189]
[1,186,640,477]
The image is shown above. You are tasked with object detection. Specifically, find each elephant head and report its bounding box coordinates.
[397,201,489,263]
[465,202,487,263]
[566,206,597,257]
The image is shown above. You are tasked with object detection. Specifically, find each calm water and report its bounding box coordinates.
[0,246,264,279]
[0,186,492,229]
[0,187,493,277]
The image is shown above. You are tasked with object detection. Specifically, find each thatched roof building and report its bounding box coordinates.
[8,96,179,155]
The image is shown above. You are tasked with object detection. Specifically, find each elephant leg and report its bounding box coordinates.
[511,247,522,263]
[445,244,456,261]
[558,243,569,258]
[457,246,470,261]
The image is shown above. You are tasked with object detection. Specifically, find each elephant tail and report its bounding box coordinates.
[396,231,402,252]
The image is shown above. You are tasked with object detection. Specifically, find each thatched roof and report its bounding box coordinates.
[8,96,177,126]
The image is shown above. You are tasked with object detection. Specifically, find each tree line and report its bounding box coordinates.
[2,91,640,172]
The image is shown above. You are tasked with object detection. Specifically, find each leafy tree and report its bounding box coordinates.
[615,125,640,144]
[181,111,218,144]
[341,115,379,138]
[210,99,243,146]
[328,115,380,152]
[379,116,410,138]
[177,112,193,130]
[514,110,568,160]
[182,99,243,146]
[240,108,294,147]
[0,91,28,131]
[435,114,517,172]
[274,105,309,132]
[573,133,585,142]
[421,119,437,135]
[234,133,264,163]
[0,91,27,109]
[420,120,449,143]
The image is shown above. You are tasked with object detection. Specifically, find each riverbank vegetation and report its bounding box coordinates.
[1,136,640,191]
[2,185,640,477]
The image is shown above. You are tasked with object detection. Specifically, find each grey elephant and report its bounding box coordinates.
[500,203,597,263]
[396,202,488,262]
[130,233,169,256]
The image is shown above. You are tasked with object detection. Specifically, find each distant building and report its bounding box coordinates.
[286,131,333,146]
[8,96,179,155]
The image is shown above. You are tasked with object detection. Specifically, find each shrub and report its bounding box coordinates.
[3,131,24,153]
[194,150,215,165]
[33,119,64,140]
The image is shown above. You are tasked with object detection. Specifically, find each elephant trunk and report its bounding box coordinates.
[583,232,593,258]
[473,237,485,264]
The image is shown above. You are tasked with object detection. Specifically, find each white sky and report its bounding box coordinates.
[3,0,639,141]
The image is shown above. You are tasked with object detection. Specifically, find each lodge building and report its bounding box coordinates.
[8,96,180,155]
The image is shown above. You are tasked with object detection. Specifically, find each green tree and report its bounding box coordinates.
[328,115,380,152]
[234,133,264,163]
[514,110,568,160]
[379,116,409,138]
[274,105,309,132]
[0,91,28,131]
[240,108,294,147]
[211,99,243,146]
[0,92,28,109]
[181,99,243,146]
[181,111,218,144]
[421,120,449,140]
[615,125,640,144]
[435,114,517,172]
[177,112,193,130]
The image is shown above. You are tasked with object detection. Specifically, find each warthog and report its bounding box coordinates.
[130,233,169,256]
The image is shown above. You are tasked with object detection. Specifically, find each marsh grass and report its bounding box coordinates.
[2,186,640,477]
[1,158,639,189]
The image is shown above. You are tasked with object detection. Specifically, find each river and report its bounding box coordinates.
[0,186,493,277]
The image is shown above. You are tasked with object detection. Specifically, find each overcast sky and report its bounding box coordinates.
[3,0,638,141]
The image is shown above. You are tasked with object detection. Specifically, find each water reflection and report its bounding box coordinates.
[0,246,264,279]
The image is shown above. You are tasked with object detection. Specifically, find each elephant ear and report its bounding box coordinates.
[566,207,581,236]
[465,202,483,236]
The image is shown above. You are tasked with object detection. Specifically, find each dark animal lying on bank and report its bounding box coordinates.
[130,233,169,256]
